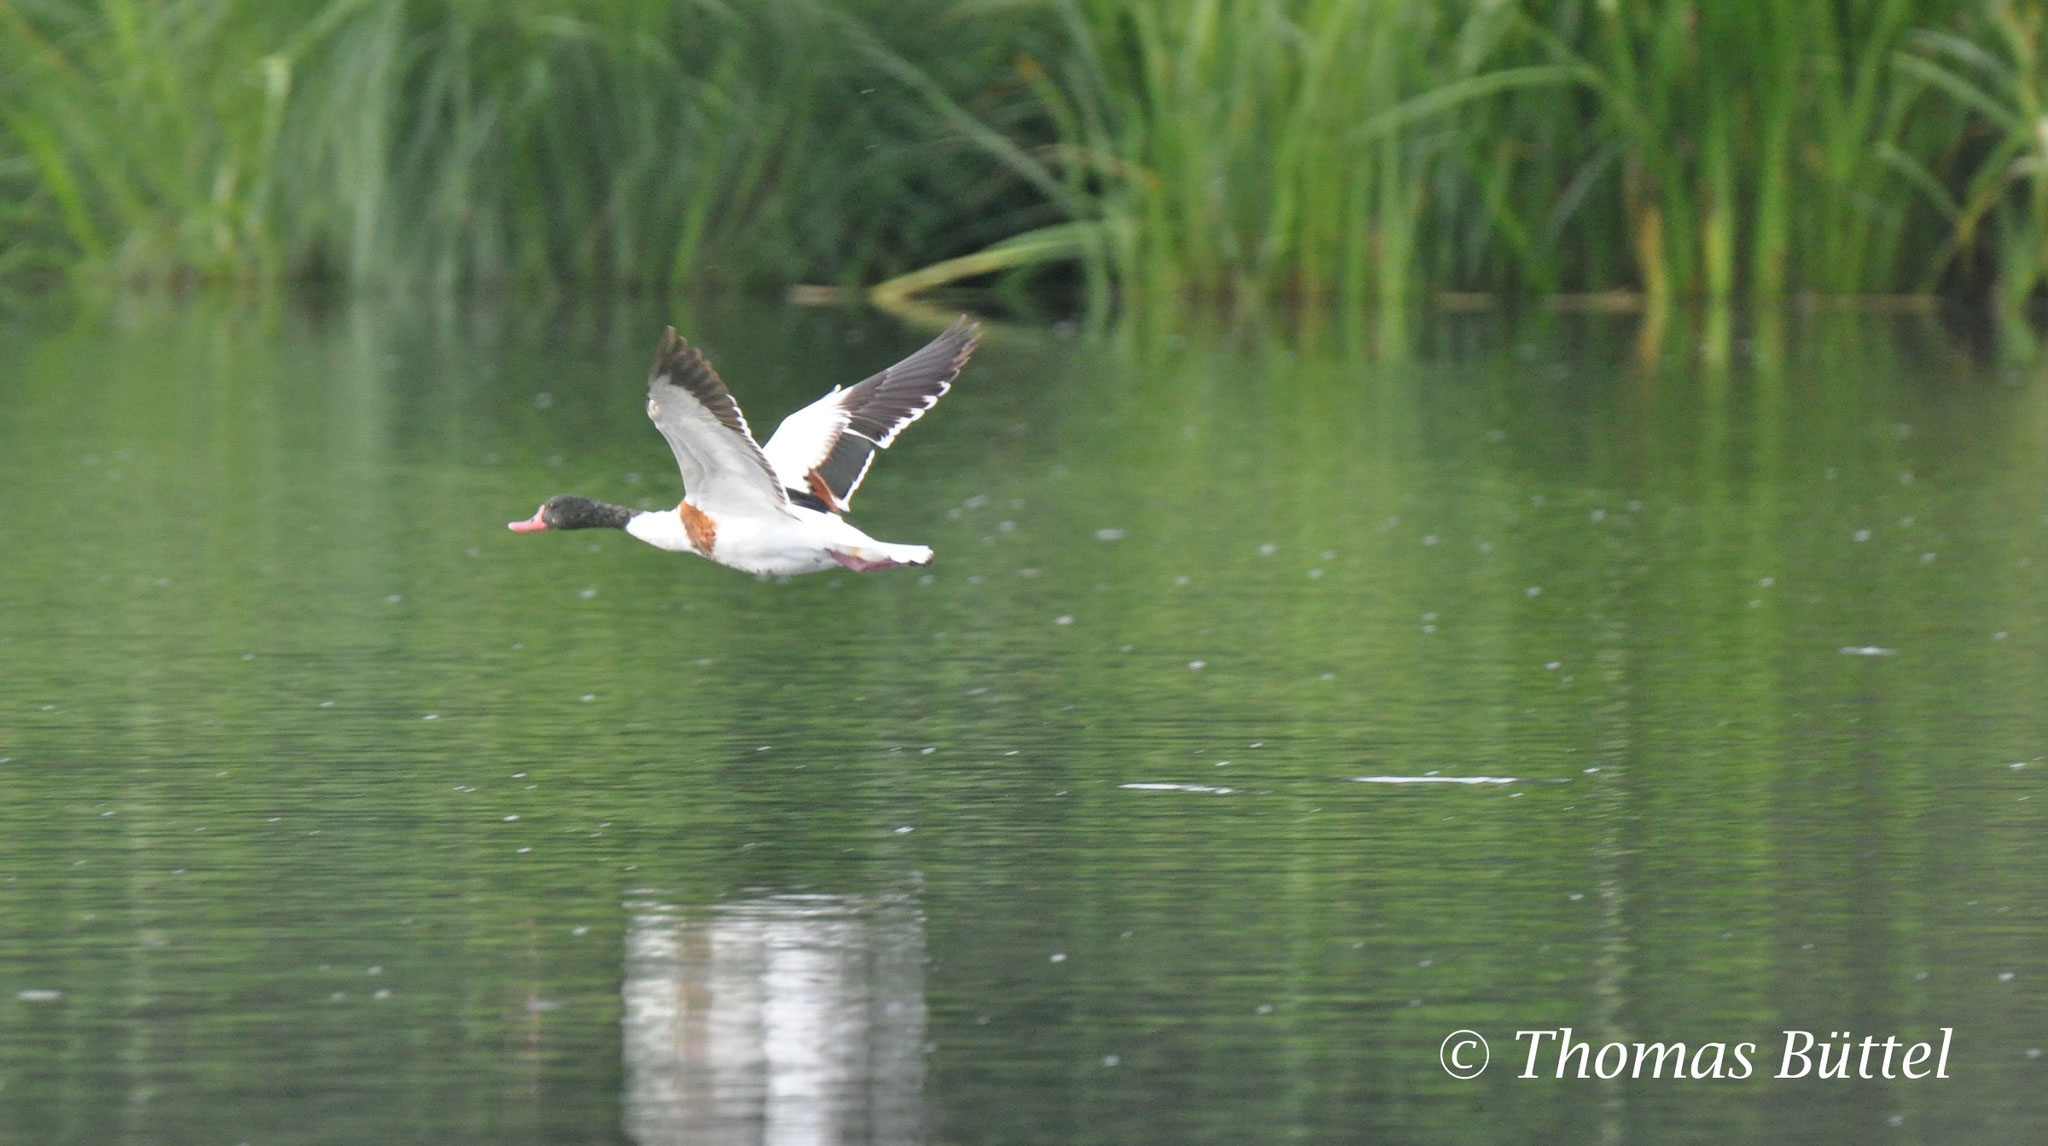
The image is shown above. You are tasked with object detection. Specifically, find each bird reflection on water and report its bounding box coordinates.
[622,892,928,1146]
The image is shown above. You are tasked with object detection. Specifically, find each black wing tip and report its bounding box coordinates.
[651,325,695,382]
[898,315,982,389]
[942,317,982,377]
[944,315,982,358]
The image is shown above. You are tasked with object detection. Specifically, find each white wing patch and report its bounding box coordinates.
[644,328,791,522]
[762,389,853,491]
[760,318,979,513]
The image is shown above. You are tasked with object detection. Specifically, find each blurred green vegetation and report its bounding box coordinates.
[0,0,1039,293]
[7,0,2048,332]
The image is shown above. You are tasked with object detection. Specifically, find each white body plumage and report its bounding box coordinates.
[623,504,932,576]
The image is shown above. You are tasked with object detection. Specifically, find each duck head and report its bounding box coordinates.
[508,494,634,533]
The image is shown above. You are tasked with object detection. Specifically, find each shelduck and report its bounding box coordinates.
[509,318,980,575]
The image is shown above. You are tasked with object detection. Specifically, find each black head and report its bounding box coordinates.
[508,494,634,533]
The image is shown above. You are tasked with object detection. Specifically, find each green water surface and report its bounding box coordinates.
[1,299,2044,1145]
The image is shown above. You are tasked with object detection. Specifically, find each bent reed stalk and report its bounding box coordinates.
[3,0,2047,336]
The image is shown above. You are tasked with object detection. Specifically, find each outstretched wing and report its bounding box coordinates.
[762,317,980,513]
[645,327,790,520]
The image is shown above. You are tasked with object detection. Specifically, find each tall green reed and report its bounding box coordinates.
[0,0,1028,291]
[989,0,1578,316]
[926,0,1997,326]
[1502,0,1940,307]
[1893,0,2048,352]
[7,0,2048,348]
[0,0,297,285]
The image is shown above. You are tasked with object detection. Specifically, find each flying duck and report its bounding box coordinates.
[509,318,980,575]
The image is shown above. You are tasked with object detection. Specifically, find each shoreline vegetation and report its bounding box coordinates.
[6,1,2048,348]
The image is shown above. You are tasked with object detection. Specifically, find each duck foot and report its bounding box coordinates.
[829,550,906,573]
